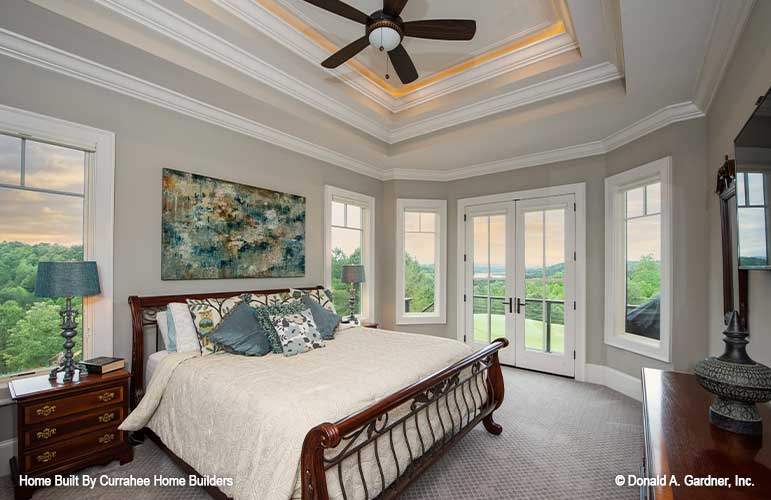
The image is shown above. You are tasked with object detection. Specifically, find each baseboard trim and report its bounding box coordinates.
[585,363,642,401]
[0,438,16,477]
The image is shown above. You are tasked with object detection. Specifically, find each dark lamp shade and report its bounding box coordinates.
[341,264,365,284]
[34,261,101,298]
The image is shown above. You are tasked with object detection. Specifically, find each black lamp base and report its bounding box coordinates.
[49,296,86,382]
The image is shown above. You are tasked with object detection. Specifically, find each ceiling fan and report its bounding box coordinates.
[302,0,476,84]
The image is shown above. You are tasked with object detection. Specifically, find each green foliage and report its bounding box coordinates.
[626,255,661,306]
[0,241,84,376]
[403,253,435,313]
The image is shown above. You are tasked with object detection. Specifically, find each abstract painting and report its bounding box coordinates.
[161,168,305,280]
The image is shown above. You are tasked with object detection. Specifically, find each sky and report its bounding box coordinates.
[0,135,85,247]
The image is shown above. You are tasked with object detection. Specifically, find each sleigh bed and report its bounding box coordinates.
[127,287,508,500]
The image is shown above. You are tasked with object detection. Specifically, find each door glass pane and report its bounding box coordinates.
[471,214,506,343]
[523,208,567,354]
[625,199,661,340]
[0,187,84,377]
[0,134,21,185]
[25,140,85,195]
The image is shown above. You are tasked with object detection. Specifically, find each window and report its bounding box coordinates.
[396,199,446,324]
[737,171,770,267]
[0,105,114,382]
[324,186,375,321]
[604,157,672,362]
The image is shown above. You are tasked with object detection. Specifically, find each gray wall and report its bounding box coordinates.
[0,55,382,441]
[380,119,710,378]
[706,0,771,366]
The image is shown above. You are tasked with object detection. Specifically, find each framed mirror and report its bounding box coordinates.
[735,86,771,270]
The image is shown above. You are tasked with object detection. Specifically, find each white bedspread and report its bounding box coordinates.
[121,328,480,500]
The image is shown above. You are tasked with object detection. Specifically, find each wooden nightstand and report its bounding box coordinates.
[361,322,379,329]
[9,369,133,500]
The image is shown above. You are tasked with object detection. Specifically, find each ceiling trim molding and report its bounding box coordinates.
[386,101,705,181]
[390,62,623,143]
[693,0,756,113]
[0,27,706,184]
[0,28,385,180]
[92,0,391,142]
[216,0,579,114]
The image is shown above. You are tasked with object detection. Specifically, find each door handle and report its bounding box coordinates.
[515,298,525,314]
[501,298,513,314]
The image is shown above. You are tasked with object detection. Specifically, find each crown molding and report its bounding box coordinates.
[693,0,756,113]
[0,28,384,180]
[390,62,623,143]
[92,0,391,142]
[385,101,705,181]
[0,27,706,185]
[216,0,579,114]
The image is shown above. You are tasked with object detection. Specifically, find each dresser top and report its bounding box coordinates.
[9,369,129,401]
[642,368,771,499]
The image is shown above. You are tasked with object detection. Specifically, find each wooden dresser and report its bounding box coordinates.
[9,369,133,500]
[642,368,771,500]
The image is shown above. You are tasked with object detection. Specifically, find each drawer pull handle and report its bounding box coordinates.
[36,451,56,463]
[98,412,115,423]
[36,405,56,417]
[98,392,115,402]
[98,433,115,444]
[36,428,57,440]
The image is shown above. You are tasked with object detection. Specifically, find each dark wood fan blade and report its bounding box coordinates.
[383,0,409,17]
[322,36,369,68]
[403,19,476,40]
[302,0,369,24]
[388,45,418,84]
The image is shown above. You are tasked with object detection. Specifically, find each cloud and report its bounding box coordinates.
[0,188,83,246]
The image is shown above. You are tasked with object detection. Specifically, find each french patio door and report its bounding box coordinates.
[465,195,576,377]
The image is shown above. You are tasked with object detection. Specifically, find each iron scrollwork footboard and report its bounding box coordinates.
[301,337,509,500]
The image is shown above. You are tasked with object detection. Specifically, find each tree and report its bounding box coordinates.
[403,253,435,312]
[626,255,661,306]
[0,300,23,374]
[3,301,81,373]
[330,247,362,316]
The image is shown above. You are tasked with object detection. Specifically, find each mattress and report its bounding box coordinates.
[145,350,169,387]
[122,328,486,500]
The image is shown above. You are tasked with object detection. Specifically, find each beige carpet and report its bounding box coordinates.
[0,367,642,500]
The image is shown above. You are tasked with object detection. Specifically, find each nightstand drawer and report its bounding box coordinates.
[24,405,126,449]
[24,385,125,424]
[24,426,124,472]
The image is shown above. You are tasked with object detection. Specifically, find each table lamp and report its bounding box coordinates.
[341,264,365,324]
[35,261,101,382]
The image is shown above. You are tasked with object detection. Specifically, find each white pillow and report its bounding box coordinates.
[156,311,170,350]
[167,302,200,353]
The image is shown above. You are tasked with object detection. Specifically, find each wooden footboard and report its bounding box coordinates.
[301,337,509,500]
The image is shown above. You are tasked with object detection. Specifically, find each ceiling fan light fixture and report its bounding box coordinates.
[369,26,401,52]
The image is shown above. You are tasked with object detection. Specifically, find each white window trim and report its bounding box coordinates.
[604,157,672,362]
[0,104,115,385]
[324,185,375,322]
[395,199,447,325]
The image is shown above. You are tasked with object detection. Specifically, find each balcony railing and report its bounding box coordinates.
[404,297,435,313]
[473,295,565,353]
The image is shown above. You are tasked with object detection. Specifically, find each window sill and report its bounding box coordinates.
[396,314,446,326]
[604,333,670,363]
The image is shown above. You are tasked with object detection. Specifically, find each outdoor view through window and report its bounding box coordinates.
[624,181,662,340]
[330,200,363,316]
[403,211,437,315]
[0,132,85,378]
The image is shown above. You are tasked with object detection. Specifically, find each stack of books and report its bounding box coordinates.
[81,357,125,375]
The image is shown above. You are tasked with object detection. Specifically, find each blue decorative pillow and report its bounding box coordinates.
[301,296,340,340]
[165,309,177,352]
[207,302,272,356]
[254,301,307,353]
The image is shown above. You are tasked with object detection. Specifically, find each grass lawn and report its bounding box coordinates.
[473,313,564,353]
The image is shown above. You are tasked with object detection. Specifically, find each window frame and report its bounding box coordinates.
[736,167,771,267]
[0,104,115,384]
[324,185,375,322]
[395,199,447,325]
[604,157,672,362]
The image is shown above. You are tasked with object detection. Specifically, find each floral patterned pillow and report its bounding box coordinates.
[186,295,243,355]
[269,308,325,357]
[290,288,337,313]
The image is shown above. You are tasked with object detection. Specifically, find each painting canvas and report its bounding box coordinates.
[161,169,305,280]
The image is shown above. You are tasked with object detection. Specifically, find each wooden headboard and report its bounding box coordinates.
[128,286,323,408]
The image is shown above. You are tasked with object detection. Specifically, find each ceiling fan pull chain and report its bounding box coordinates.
[385,48,390,80]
